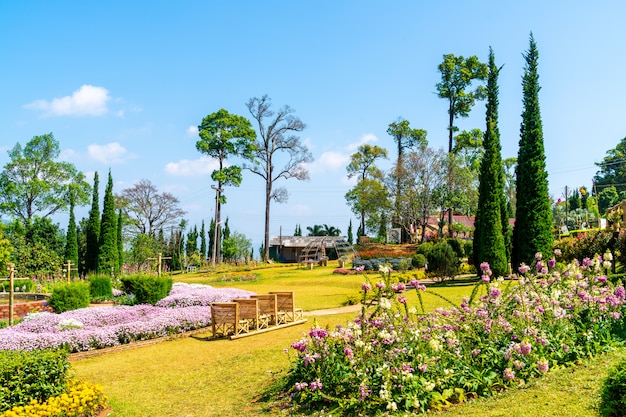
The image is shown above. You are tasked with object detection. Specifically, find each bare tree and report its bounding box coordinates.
[245,95,312,261]
[116,179,186,237]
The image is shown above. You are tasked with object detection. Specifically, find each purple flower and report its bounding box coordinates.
[520,341,532,356]
[310,379,323,391]
[518,264,531,274]
[537,358,549,373]
[375,281,386,289]
[361,282,372,292]
[308,328,328,339]
[344,346,354,360]
[548,259,556,268]
[535,252,543,261]
[503,368,516,380]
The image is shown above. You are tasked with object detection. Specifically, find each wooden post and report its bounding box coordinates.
[8,263,15,326]
[65,260,76,282]
[147,253,172,277]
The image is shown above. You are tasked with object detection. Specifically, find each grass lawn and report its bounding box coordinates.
[70,264,624,416]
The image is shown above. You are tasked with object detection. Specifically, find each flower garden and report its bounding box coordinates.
[284,252,626,415]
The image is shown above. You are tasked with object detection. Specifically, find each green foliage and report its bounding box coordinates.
[445,238,464,258]
[120,275,173,305]
[97,171,118,274]
[427,242,458,281]
[415,241,434,257]
[88,275,113,299]
[600,358,626,417]
[49,281,90,313]
[464,240,474,264]
[556,230,614,264]
[411,253,427,268]
[0,133,90,224]
[0,278,34,292]
[64,195,79,270]
[512,34,553,268]
[594,137,626,196]
[85,172,100,273]
[0,349,70,412]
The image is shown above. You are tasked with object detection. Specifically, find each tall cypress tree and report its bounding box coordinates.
[208,219,215,261]
[512,34,553,268]
[117,209,124,272]
[200,220,207,261]
[474,47,508,277]
[85,172,100,272]
[64,193,79,272]
[97,171,118,274]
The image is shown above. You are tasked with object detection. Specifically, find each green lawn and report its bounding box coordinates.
[70,265,623,416]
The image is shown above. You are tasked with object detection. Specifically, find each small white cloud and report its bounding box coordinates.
[346,133,378,151]
[165,156,220,177]
[186,125,199,136]
[59,149,79,161]
[87,142,127,164]
[25,85,111,116]
[306,151,349,174]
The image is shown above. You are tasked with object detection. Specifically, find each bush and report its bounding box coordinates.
[411,253,427,269]
[0,279,34,293]
[426,242,458,282]
[415,242,434,257]
[88,275,113,300]
[120,275,173,305]
[464,240,474,264]
[446,238,464,258]
[49,281,90,313]
[600,358,626,417]
[0,349,70,412]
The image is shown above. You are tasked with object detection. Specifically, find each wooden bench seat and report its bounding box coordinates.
[232,298,260,331]
[211,302,249,337]
[269,291,303,324]
[250,294,278,328]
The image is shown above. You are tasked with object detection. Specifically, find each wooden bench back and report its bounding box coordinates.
[211,302,239,336]
[269,291,295,312]
[233,298,259,321]
[250,294,278,316]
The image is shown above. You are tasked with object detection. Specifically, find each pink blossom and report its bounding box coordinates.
[520,341,532,356]
[361,282,372,292]
[503,368,516,380]
[535,252,543,261]
[537,358,549,373]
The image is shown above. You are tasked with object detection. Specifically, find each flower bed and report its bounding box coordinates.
[0,283,254,353]
[285,252,626,415]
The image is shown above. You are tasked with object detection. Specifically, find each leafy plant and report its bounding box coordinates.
[600,358,626,417]
[88,275,113,300]
[120,275,173,305]
[49,281,90,313]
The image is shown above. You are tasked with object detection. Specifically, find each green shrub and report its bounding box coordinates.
[426,242,458,282]
[464,240,474,264]
[49,281,90,313]
[445,238,464,258]
[0,349,70,412]
[411,253,427,268]
[88,275,113,299]
[120,275,173,305]
[0,279,34,293]
[415,242,434,257]
[600,358,626,417]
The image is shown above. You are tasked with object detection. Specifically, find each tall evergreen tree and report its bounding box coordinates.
[97,171,119,274]
[208,219,215,261]
[347,219,353,245]
[64,193,79,271]
[117,209,124,271]
[512,34,553,267]
[85,172,100,272]
[473,48,508,277]
[200,220,207,261]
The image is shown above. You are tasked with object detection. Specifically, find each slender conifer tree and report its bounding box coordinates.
[97,171,118,274]
[512,34,553,267]
[85,172,100,272]
[64,193,79,272]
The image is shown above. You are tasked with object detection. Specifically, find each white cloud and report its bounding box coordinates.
[346,133,378,151]
[165,156,220,177]
[87,142,127,164]
[186,125,199,136]
[306,151,349,174]
[59,149,79,161]
[25,85,111,116]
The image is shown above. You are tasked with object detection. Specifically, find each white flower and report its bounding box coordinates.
[379,297,392,310]
[57,318,84,331]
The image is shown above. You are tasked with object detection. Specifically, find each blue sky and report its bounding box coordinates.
[1,1,625,251]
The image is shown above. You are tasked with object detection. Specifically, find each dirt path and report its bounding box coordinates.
[304,303,363,316]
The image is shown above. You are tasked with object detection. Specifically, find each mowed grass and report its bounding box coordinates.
[70,265,623,416]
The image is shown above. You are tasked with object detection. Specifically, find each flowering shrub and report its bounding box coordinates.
[284,253,626,415]
[0,380,107,417]
[0,283,254,353]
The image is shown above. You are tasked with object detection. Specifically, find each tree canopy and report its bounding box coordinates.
[0,133,90,224]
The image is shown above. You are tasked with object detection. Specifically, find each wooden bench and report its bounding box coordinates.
[211,302,248,337]
[269,291,303,324]
[232,298,260,332]
[250,294,278,328]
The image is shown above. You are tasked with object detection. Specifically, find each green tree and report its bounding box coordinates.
[200,220,207,261]
[246,95,313,262]
[0,133,90,224]
[208,219,215,261]
[512,34,553,268]
[568,188,581,211]
[85,172,100,273]
[347,219,353,245]
[594,137,626,195]
[64,193,79,271]
[186,225,198,259]
[345,179,392,236]
[436,54,488,234]
[345,144,388,236]
[117,209,124,271]
[598,186,620,215]
[97,171,118,274]
[294,224,302,236]
[387,118,427,241]
[0,224,12,274]
[473,48,508,277]
[197,108,257,264]
[130,233,160,266]
[222,231,252,263]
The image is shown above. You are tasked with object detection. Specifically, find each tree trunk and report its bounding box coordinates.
[264,180,272,262]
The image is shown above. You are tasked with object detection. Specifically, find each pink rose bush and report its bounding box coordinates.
[285,255,626,415]
[0,283,254,352]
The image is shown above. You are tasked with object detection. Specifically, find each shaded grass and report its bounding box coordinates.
[70,265,622,416]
